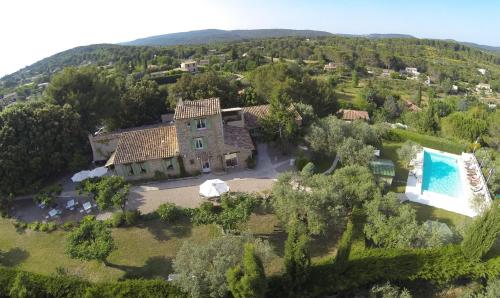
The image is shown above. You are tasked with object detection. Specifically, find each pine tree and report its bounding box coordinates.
[227,243,266,298]
[352,70,359,87]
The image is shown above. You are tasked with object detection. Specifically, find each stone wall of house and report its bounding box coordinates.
[223,144,253,169]
[175,114,225,174]
[113,157,181,181]
[88,134,121,162]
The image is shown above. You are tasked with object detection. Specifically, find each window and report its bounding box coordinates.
[139,163,147,174]
[225,153,238,167]
[190,159,195,165]
[196,118,207,129]
[194,138,204,149]
[163,158,174,170]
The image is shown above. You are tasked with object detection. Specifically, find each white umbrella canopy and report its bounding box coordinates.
[71,167,108,183]
[71,170,91,183]
[89,167,108,178]
[199,179,230,198]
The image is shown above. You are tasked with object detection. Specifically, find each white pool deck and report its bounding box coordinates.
[404,148,491,217]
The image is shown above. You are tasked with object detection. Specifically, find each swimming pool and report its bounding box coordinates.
[422,150,463,198]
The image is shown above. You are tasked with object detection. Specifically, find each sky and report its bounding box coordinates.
[1,0,499,77]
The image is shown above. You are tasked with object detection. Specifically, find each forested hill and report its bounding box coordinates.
[2,35,500,92]
[120,29,334,46]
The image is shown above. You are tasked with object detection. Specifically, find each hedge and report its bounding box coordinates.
[390,129,466,154]
[0,267,186,298]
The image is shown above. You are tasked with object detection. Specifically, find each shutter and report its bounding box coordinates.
[202,136,208,149]
[131,163,140,175]
[190,119,196,133]
[171,157,178,169]
[144,162,151,173]
[205,118,210,129]
[191,139,196,150]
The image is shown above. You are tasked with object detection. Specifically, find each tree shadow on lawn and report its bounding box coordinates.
[106,255,173,280]
[0,247,30,267]
[139,218,192,242]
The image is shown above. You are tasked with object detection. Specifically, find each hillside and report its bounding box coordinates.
[120,28,334,46]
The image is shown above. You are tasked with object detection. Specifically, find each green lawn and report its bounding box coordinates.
[0,212,342,282]
[392,129,466,154]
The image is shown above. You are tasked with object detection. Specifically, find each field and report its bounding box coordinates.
[0,211,344,282]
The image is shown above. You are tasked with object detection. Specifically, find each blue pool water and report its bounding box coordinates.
[422,150,462,198]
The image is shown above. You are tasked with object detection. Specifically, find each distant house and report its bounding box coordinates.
[323,62,339,71]
[424,76,431,86]
[476,83,492,93]
[337,109,370,122]
[381,69,393,77]
[369,159,396,186]
[198,59,210,66]
[405,67,420,76]
[180,61,198,73]
[451,85,459,93]
[478,68,487,75]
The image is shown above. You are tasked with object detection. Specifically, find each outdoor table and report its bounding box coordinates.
[83,202,92,212]
[66,199,76,210]
[48,209,59,218]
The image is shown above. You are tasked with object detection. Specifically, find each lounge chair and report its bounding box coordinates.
[472,186,484,193]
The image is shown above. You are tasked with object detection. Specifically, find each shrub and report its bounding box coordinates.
[157,203,181,223]
[462,204,500,260]
[61,221,76,231]
[124,209,141,226]
[28,221,41,231]
[301,162,316,177]
[109,212,125,227]
[294,153,309,171]
[192,202,218,226]
[246,155,256,169]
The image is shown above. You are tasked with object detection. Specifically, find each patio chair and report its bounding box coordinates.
[79,209,84,213]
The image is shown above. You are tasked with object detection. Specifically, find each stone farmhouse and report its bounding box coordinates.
[89,98,301,180]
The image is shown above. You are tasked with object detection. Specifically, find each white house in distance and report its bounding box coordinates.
[324,62,340,71]
[180,61,198,73]
[476,83,493,93]
[478,68,487,75]
[405,67,420,77]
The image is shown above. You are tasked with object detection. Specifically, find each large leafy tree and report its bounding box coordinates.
[397,141,422,167]
[108,79,166,130]
[45,66,119,131]
[272,172,344,235]
[167,71,239,108]
[259,87,299,145]
[0,101,86,195]
[173,236,271,298]
[364,193,427,249]
[330,165,380,210]
[337,137,375,166]
[226,243,266,298]
[66,216,115,264]
[79,176,130,212]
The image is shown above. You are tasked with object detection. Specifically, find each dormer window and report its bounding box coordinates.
[196,118,207,129]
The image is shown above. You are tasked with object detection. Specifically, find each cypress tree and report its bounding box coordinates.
[284,220,311,293]
[461,204,500,260]
[227,243,266,298]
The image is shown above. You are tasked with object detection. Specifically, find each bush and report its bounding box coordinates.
[295,153,309,171]
[246,155,256,169]
[124,209,141,226]
[109,212,125,227]
[191,202,218,226]
[0,267,186,297]
[157,203,181,223]
[301,162,316,177]
[61,221,76,231]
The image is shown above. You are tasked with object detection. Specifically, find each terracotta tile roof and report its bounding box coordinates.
[243,104,270,128]
[243,104,302,129]
[113,125,179,164]
[174,98,221,120]
[337,109,370,121]
[224,125,255,151]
